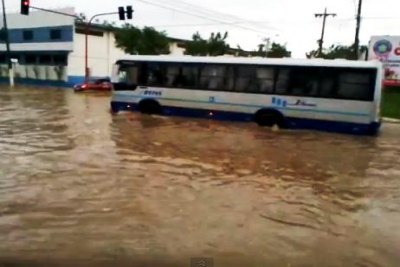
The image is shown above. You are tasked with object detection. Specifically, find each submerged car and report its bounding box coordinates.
[74,78,112,92]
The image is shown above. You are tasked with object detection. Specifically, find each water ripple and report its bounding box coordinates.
[0,87,399,266]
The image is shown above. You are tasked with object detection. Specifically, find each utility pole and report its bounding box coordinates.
[353,0,363,60]
[1,0,14,87]
[315,8,336,57]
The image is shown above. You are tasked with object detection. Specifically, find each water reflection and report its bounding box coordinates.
[0,87,399,267]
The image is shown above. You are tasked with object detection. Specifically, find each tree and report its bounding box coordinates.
[184,32,208,56]
[266,42,291,58]
[249,43,268,57]
[75,12,87,22]
[235,45,251,57]
[185,31,230,56]
[245,42,291,58]
[102,20,117,31]
[208,32,230,56]
[306,44,368,59]
[114,24,170,55]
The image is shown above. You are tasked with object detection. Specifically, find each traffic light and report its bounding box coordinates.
[20,0,30,15]
[126,6,133,19]
[118,6,133,21]
[118,6,125,20]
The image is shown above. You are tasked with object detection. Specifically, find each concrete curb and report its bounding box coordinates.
[382,117,400,123]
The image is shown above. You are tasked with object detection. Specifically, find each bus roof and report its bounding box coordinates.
[116,55,382,69]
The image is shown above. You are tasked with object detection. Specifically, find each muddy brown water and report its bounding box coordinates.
[0,86,399,267]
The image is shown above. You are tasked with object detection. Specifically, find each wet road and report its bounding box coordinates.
[0,86,400,267]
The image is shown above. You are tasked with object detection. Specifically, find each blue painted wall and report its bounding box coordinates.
[0,75,111,88]
[0,77,70,88]
[4,25,73,44]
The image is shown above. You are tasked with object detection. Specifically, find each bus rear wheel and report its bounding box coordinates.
[255,109,285,128]
[138,100,162,115]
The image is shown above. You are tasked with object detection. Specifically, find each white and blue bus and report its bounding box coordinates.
[110,55,383,135]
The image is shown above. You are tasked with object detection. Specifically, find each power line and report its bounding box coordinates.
[135,0,277,36]
[152,21,244,28]
[156,0,277,31]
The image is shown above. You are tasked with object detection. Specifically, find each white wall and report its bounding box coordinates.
[169,43,185,55]
[0,42,73,51]
[0,64,67,81]
[0,7,75,29]
[68,31,126,78]
[0,7,75,53]
[67,30,188,79]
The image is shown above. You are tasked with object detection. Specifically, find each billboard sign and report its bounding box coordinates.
[369,36,400,81]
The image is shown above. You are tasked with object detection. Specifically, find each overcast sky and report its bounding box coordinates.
[3,0,400,57]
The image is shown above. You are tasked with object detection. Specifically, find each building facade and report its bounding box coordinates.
[0,7,186,87]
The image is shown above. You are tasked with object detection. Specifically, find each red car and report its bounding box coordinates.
[73,78,112,92]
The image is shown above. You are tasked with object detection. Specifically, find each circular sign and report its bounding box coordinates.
[373,39,393,56]
[394,47,400,56]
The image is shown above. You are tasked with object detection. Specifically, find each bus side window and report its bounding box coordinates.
[118,69,127,82]
[319,68,337,98]
[181,64,199,88]
[275,68,290,94]
[287,67,319,96]
[166,65,179,87]
[118,66,138,84]
[235,66,257,93]
[336,71,373,101]
[200,65,225,90]
[225,66,235,91]
[146,63,166,87]
[256,67,274,94]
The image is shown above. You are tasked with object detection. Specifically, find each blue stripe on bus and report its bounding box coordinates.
[116,95,371,117]
[110,101,380,136]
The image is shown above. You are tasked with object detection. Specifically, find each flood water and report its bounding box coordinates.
[0,86,400,267]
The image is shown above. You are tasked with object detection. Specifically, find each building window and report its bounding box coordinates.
[39,55,52,64]
[0,54,6,63]
[50,29,62,40]
[0,28,6,42]
[23,30,33,41]
[176,42,186,48]
[53,55,67,65]
[25,54,37,64]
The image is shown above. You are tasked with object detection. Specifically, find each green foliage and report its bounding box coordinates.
[266,42,291,58]
[235,45,252,57]
[185,31,230,56]
[243,42,291,58]
[114,24,170,55]
[306,44,368,59]
[382,87,400,119]
[75,12,87,22]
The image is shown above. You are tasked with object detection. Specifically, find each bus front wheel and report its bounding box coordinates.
[255,109,285,128]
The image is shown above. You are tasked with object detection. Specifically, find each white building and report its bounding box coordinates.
[0,7,186,87]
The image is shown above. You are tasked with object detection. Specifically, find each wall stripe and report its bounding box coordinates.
[3,25,73,44]
[116,94,371,117]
